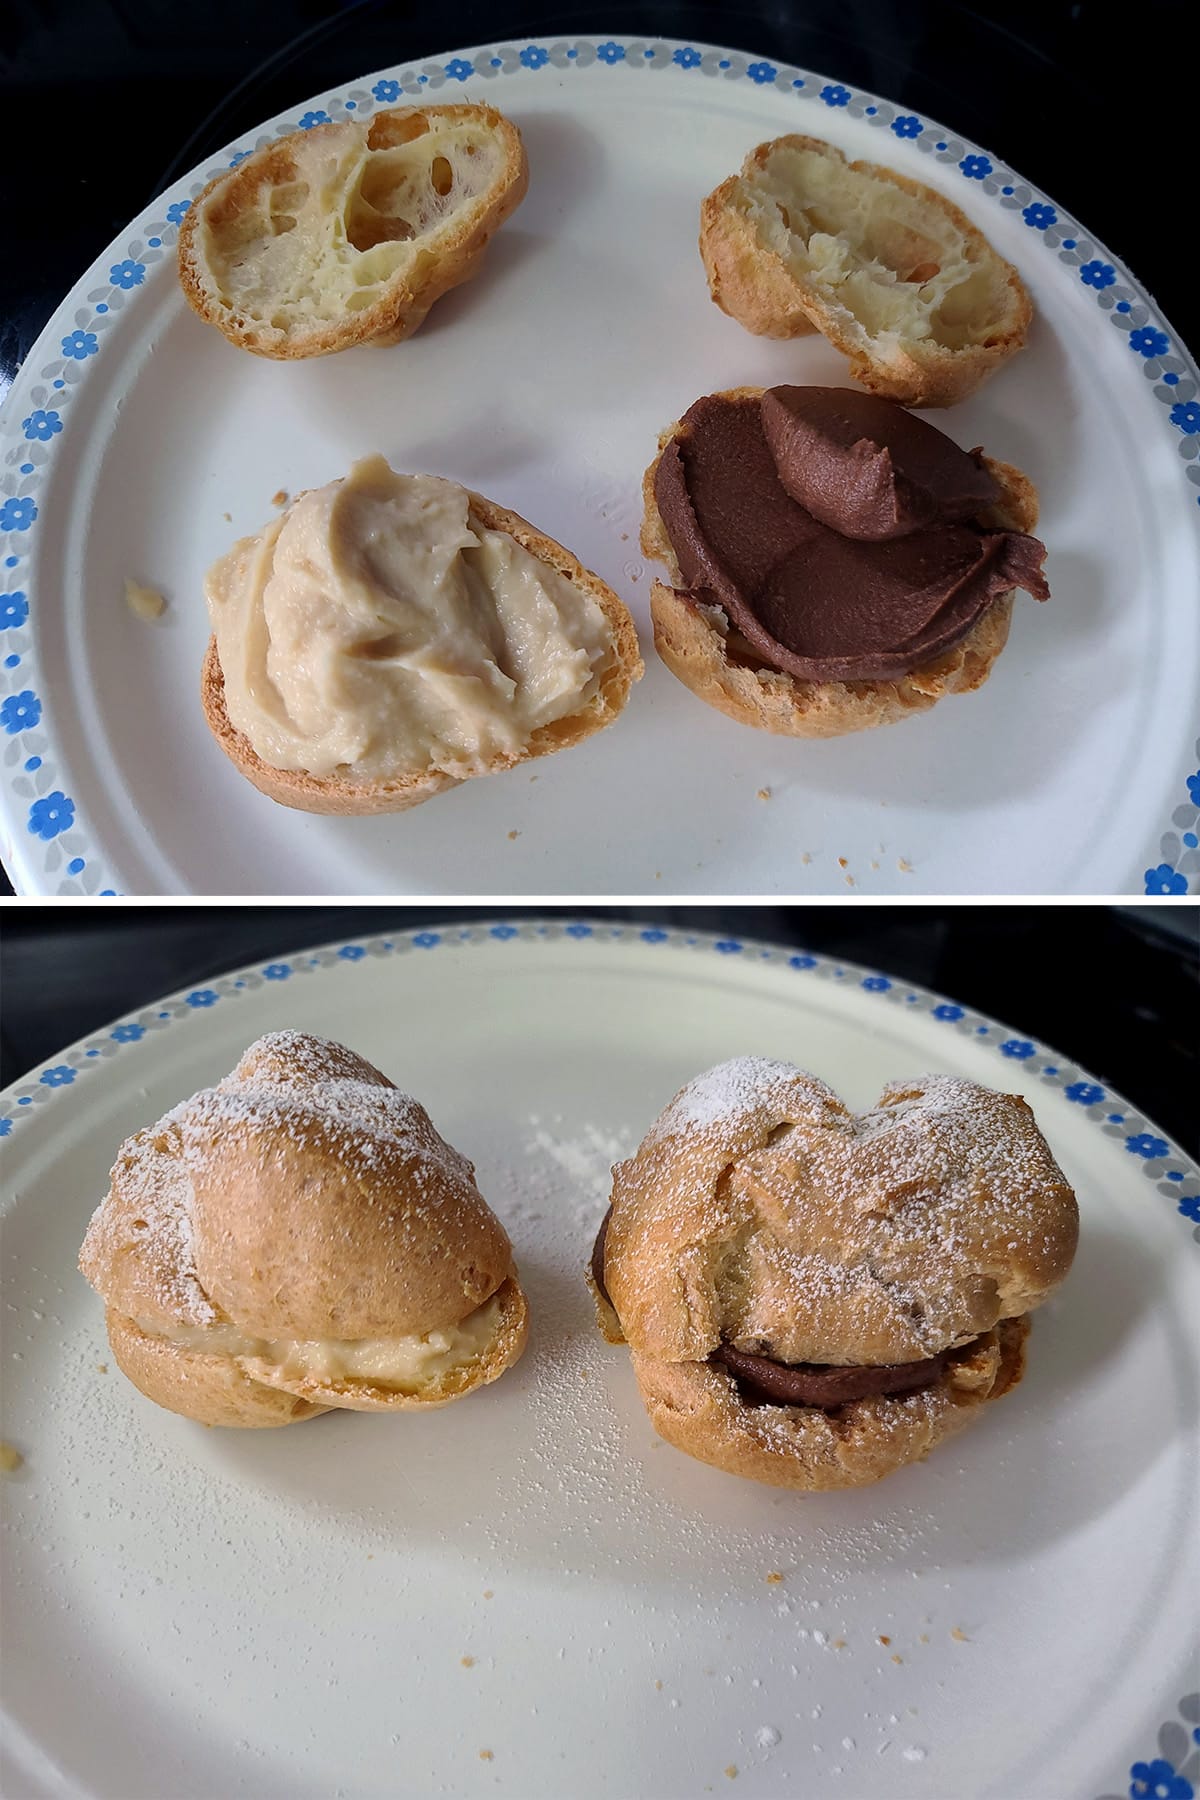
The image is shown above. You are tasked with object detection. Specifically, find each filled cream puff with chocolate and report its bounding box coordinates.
[80,1031,528,1427]
[590,1058,1077,1491]
[642,386,1048,737]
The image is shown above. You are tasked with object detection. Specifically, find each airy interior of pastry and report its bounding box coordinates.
[700,135,1032,406]
[642,384,1046,737]
[202,455,642,813]
[590,1058,1077,1490]
[177,104,528,357]
[79,1030,529,1427]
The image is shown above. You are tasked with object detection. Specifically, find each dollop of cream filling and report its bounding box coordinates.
[139,1290,504,1392]
[205,456,614,780]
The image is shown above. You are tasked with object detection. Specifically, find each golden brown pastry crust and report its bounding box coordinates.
[177,105,528,359]
[699,134,1032,407]
[80,1031,529,1428]
[593,1059,1075,1489]
[201,489,643,814]
[641,388,1038,739]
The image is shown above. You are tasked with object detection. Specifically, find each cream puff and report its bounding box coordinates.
[79,1030,528,1427]
[590,1058,1077,1490]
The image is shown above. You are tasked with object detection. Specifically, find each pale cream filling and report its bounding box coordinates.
[206,457,614,780]
[139,1290,504,1392]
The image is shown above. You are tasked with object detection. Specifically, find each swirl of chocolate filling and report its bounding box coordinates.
[652,385,1050,685]
[591,1208,948,1408]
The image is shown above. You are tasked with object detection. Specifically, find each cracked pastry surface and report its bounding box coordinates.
[590,1058,1077,1489]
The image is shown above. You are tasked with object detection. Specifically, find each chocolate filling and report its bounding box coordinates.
[714,1341,948,1407]
[590,1209,950,1409]
[653,387,1049,685]
[761,385,1003,540]
[591,1206,612,1301]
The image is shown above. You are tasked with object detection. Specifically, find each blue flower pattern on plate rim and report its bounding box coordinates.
[0,924,1196,1798]
[0,39,1196,897]
[1,689,40,733]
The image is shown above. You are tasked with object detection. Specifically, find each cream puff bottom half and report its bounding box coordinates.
[107,1278,528,1426]
[629,1316,1029,1492]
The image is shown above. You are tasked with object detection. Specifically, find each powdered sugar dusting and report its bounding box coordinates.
[81,1123,216,1325]
[611,1061,1075,1362]
[646,1056,837,1142]
[80,1032,476,1325]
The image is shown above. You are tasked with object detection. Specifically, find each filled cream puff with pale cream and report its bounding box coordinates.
[79,1031,528,1427]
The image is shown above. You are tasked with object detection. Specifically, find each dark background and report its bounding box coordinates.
[2,904,1196,1154]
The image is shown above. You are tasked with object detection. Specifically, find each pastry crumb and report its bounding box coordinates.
[833,1638,846,1650]
[898,858,913,873]
[724,1766,738,1780]
[96,1362,108,1374]
[461,1656,476,1668]
[655,1679,663,1691]
[878,1635,891,1646]
[950,1627,970,1642]
[483,1590,494,1599]
[870,859,880,870]
[579,1368,589,1382]
[478,1749,493,1762]
[222,510,232,522]
[801,851,812,864]
[891,1653,904,1664]
[0,1441,24,1473]
[918,1633,929,1644]
[845,875,855,888]
[124,578,166,621]
[507,829,520,841]
[271,489,288,507]
[620,532,629,541]
[765,1571,783,1585]
[837,856,848,868]
[756,787,771,801]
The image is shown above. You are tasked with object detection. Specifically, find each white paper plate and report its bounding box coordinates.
[1,37,1199,897]
[2,918,1197,1799]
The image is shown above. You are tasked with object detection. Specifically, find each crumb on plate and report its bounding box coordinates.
[0,1441,24,1473]
[125,578,166,621]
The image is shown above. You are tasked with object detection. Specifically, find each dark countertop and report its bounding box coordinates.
[0,1,1194,898]
[2,904,1195,1155]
